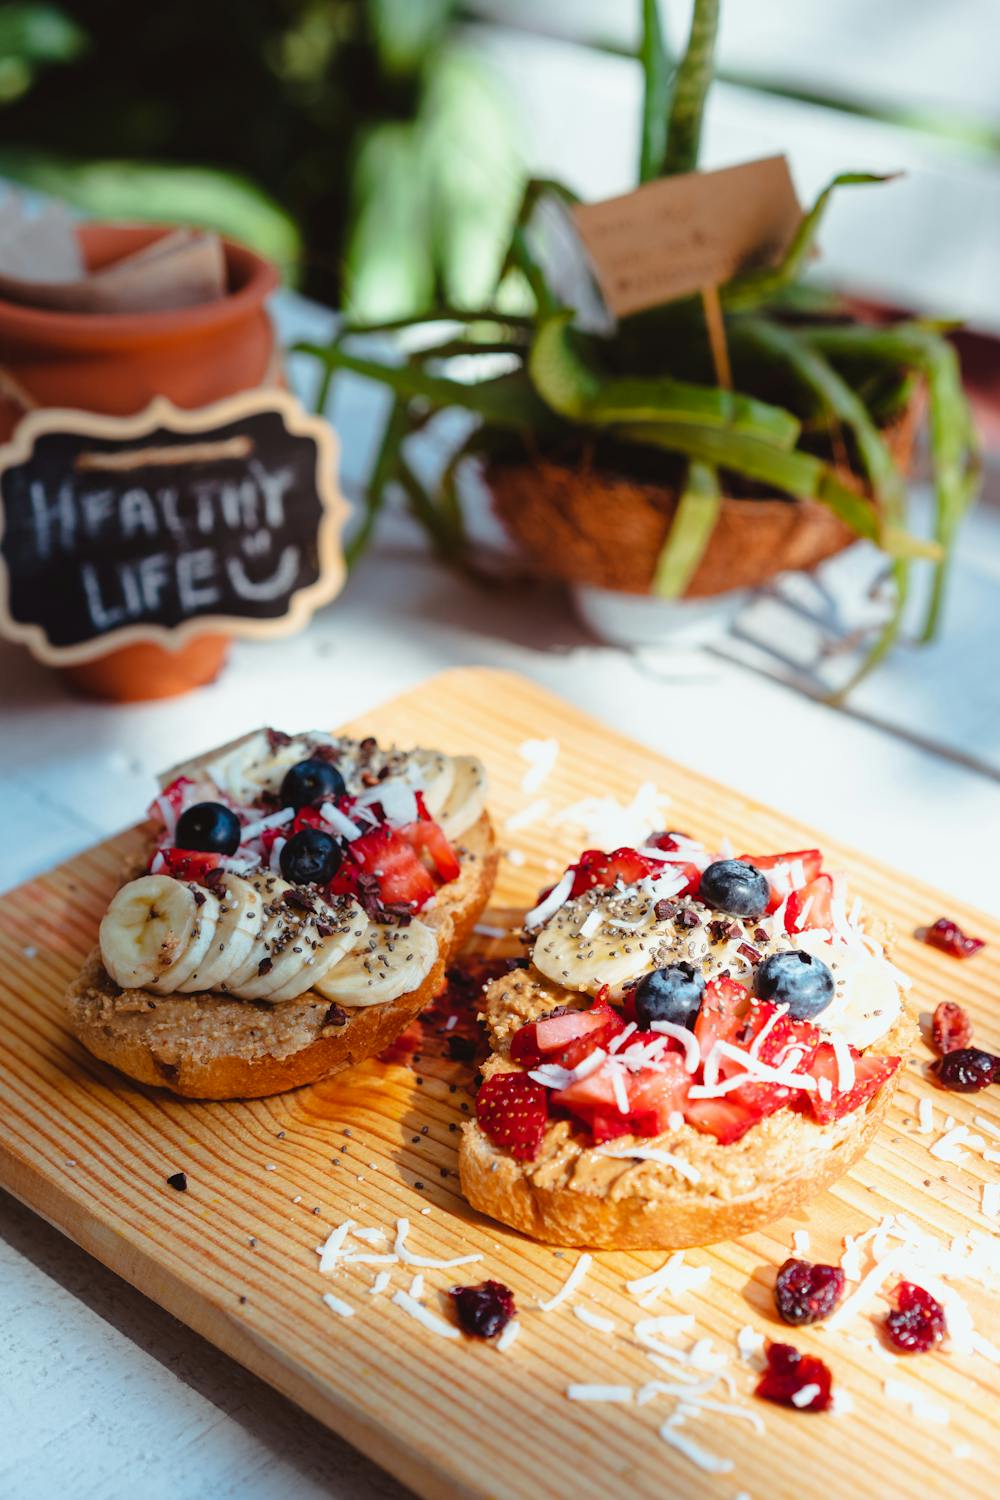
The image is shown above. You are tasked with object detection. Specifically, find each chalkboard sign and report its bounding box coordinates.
[0,389,346,665]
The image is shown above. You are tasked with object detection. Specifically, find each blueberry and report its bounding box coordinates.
[635,963,705,1031]
[280,757,346,811]
[699,859,770,918]
[279,827,342,885]
[174,801,241,855]
[755,949,835,1019]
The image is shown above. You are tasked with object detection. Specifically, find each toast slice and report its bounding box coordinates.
[65,730,498,1099]
[459,841,913,1249]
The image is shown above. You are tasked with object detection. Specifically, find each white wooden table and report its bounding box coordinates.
[2,280,998,1500]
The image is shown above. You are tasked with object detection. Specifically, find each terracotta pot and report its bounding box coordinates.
[0,222,281,700]
[485,393,922,599]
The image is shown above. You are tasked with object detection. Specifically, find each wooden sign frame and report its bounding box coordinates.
[0,387,348,666]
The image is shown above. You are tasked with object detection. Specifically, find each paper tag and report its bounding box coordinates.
[0,389,347,666]
[571,155,802,318]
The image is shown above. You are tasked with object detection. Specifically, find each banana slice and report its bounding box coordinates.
[100,875,218,992]
[264,897,370,1002]
[532,897,668,996]
[175,874,264,993]
[316,917,437,1007]
[406,749,455,819]
[207,730,339,806]
[437,754,487,840]
[222,877,369,1002]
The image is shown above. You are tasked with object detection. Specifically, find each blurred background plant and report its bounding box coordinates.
[0,0,522,314]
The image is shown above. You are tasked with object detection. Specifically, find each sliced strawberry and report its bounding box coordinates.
[785,874,835,933]
[568,847,664,898]
[742,850,822,913]
[588,1111,634,1144]
[292,805,324,832]
[552,1067,620,1116]
[625,1055,691,1133]
[509,1023,544,1070]
[805,1043,900,1123]
[741,1004,821,1072]
[476,1073,549,1160]
[152,846,222,882]
[535,1006,613,1054]
[694,976,751,1056]
[400,817,461,882]
[684,1095,762,1144]
[332,826,436,910]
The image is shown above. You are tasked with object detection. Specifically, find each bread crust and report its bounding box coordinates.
[66,812,498,1099]
[459,964,913,1250]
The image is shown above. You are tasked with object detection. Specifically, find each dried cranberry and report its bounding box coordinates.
[755,1341,832,1411]
[774,1258,846,1326]
[932,1048,998,1093]
[883,1282,946,1353]
[451,1279,516,1339]
[931,1000,973,1055]
[921,918,985,959]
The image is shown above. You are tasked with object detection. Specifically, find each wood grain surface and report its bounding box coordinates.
[0,667,996,1500]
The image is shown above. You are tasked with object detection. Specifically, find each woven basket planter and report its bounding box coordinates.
[485,395,922,598]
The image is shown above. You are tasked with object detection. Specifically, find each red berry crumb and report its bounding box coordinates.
[931,1001,973,1055]
[884,1281,946,1354]
[774,1258,846,1326]
[922,917,985,959]
[451,1279,516,1339]
[476,1072,549,1160]
[755,1341,833,1411]
[932,1048,998,1093]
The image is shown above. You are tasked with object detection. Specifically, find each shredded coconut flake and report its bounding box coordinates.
[316,1219,354,1274]
[792,1230,810,1256]
[930,1124,973,1163]
[393,1217,482,1270]
[322,1292,355,1317]
[506,798,550,833]
[918,1097,934,1134]
[367,1272,391,1296]
[392,1289,460,1338]
[518,737,559,794]
[649,1019,701,1072]
[573,1305,616,1334]
[496,1318,520,1352]
[626,1252,711,1306]
[540,1251,592,1312]
[524,868,574,929]
[791,1383,821,1408]
[659,1417,733,1475]
[595,1144,701,1184]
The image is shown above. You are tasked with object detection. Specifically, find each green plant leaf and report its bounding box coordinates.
[529,311,800,445]
[0,148,299,272]
[722,173,890,312]
[662,0,719,175]
[345,396,411,570]
[295,339,552,429]
[369,0,455,79]
[799,321,979,635]
[639,0,672,182]
[651,460,721,597]
[614,419,940,560]
[342,122,435,320]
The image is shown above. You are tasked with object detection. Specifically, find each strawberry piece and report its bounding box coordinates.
[742,1004,821,1071]
[693,975,751,1056]
[400,817,461,882]
[509,1023,544,1070]
[931,1000,973,1055]
[568,847,664,898]
[476,1073,549,1160]
[332,826,436,910]
[536,1005,614,1053]
[684,1096,761,1144]
[625,1054,691,1133]
[742,850,822,913]
[147,775,197,826]
[806,1044,900,1123]
[784,874,835,933]
[152,846,222,882]
[645,832,702,897]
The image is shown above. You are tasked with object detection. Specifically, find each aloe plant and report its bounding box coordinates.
[298,0,978,687]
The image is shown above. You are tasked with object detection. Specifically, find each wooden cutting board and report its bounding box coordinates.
[0,667,996,1500]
